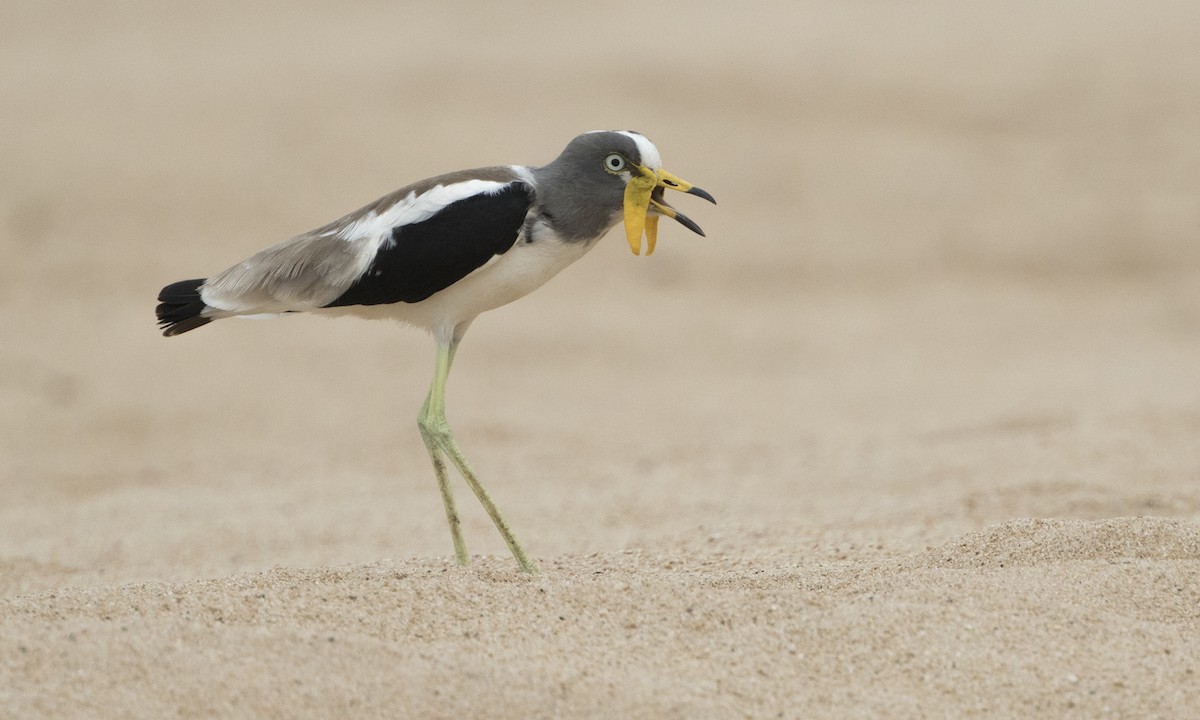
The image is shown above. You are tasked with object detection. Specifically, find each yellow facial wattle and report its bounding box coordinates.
[622,166,658,256]
[621,165,713,256]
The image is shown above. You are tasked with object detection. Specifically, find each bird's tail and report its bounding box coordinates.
[156,278,213,336]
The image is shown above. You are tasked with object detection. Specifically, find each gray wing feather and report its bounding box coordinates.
[201,233,371,312]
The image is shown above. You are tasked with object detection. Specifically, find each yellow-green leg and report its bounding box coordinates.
[418,396,468,566]
[417,339,536,573]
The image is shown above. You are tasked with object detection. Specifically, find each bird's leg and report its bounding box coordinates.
[418,340,536,573]
[418,341,468,566]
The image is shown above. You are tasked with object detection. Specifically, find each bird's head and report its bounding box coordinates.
[542,131,716,255]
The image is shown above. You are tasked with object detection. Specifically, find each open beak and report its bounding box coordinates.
[623,166,716,255]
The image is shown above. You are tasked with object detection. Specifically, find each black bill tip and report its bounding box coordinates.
[671,209,706,237]
[686,186,717,205]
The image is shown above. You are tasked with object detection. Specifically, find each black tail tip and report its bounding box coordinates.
[157,278,212,336]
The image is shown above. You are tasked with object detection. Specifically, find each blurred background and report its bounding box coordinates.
[2,0,1198,590]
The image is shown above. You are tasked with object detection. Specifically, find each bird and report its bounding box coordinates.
[155,130,714,572]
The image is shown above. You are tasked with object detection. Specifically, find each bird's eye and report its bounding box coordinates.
[604,153,626,172]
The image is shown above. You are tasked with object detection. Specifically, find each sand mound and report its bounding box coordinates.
[919,517,1200,568]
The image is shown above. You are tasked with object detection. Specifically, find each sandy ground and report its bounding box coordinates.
[2,1,1199,717]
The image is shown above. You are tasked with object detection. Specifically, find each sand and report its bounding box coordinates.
[2,1,1199,717]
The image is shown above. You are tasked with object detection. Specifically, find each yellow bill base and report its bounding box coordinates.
[623,166,706,256]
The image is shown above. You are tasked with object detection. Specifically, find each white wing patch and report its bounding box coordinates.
[341,179,511,248]
[508,164,537,187]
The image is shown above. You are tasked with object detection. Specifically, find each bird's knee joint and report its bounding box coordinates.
[417,414,451,440]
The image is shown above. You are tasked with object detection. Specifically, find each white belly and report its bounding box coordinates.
[314,232,601,337]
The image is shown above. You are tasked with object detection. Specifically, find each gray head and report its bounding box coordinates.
[532,131,715,255]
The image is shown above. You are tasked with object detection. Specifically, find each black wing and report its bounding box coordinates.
[323,182,534,307]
